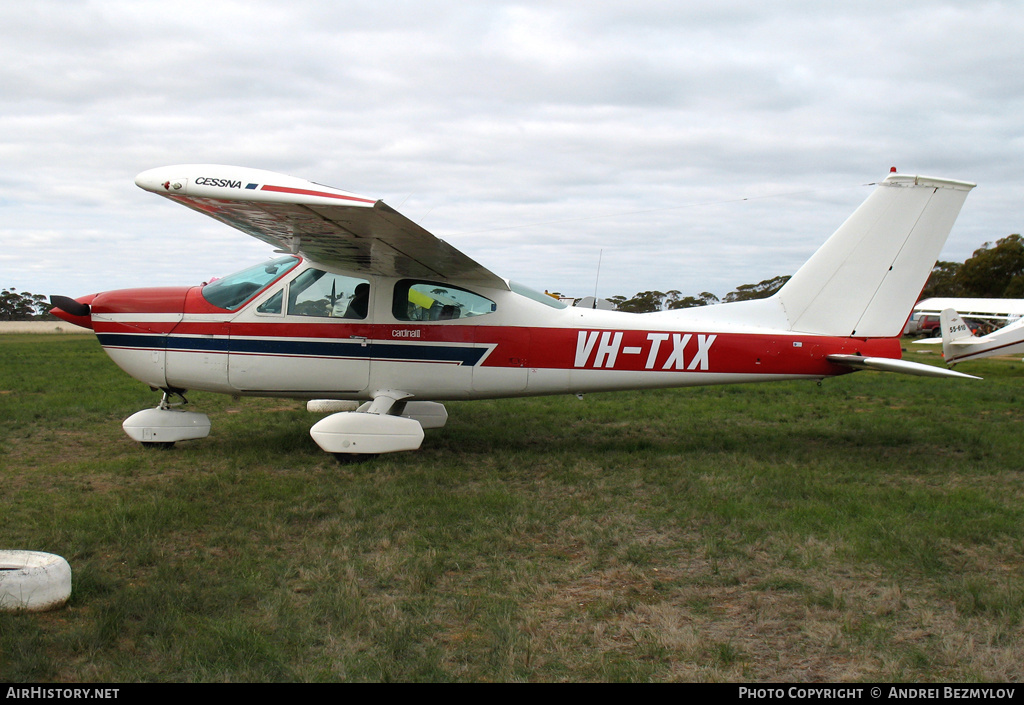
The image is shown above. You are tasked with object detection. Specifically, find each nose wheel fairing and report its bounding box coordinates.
[122,392,211,446]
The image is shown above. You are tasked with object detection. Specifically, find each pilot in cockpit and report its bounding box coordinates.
[345,283,369,319]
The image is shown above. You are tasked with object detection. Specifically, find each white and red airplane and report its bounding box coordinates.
[51,166,978,458]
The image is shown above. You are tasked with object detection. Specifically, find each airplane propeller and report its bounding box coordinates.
[328,280,339,316]
[50,295,90,318]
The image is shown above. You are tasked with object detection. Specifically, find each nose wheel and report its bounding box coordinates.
[123,391,211,447]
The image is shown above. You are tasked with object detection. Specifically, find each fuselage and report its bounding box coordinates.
[56,255,899,401]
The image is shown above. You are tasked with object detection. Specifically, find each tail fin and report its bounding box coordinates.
[941,308,975,364]
[940,308,973,340]
[774,173,974,337]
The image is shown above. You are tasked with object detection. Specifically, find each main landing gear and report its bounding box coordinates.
[122,390,211,448]
[121,389,447,459]
[309,391,448,460]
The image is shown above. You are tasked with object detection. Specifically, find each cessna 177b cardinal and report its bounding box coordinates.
[50,165,978,458]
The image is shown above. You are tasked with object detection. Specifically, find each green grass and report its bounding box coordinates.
[2,335,1024,681]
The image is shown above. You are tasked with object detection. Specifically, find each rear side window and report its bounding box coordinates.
[393,280,495,321]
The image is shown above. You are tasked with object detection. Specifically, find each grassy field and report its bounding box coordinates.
[1,334,1023,682]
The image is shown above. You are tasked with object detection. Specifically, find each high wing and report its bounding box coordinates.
[913,297,1024,324]
[134,164,508,289]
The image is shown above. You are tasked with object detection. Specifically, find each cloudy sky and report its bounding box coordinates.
[2,1,1022,303]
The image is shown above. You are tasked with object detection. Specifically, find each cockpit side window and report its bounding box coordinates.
[201,256,300,311]
[393,280,496,321]
[256,289,284,315]
[286,269,370,319]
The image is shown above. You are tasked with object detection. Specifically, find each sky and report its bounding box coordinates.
[2,1,1022,303]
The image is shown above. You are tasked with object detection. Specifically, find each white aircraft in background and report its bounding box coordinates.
[918,309,1024,365]
[907,297,1024,337]
[51,166,977,459]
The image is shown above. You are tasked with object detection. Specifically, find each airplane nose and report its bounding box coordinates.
[50,295,89,318]
[49,294,94,330]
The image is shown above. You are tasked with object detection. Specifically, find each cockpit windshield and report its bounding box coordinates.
[201,256,300,311]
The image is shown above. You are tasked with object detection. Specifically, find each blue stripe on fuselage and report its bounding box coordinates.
[97,333,486,365]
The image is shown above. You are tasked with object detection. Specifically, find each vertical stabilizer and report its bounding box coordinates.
[940,308,973,340]
[774,174,974,337]
[940,308,974,365]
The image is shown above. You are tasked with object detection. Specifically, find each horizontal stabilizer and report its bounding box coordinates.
[827,354,980,379]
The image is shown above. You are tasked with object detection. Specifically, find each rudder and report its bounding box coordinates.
[774,174,974,338]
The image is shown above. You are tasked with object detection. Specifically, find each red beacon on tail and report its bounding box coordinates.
[51,165,978,459]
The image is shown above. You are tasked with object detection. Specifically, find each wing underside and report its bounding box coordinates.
[135,165,507,288]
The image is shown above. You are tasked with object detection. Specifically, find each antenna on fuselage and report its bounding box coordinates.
[592,249,602,309]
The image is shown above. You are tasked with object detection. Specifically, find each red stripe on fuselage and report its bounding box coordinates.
[151,318,900,377]
[528,328,899,375]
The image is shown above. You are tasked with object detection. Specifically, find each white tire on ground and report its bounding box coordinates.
[0,551,72,612]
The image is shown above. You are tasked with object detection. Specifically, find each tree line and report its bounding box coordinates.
[600,275,792,313]
[0,289,53,321]
[598,234,1024,314]
[920,234,1024,299]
